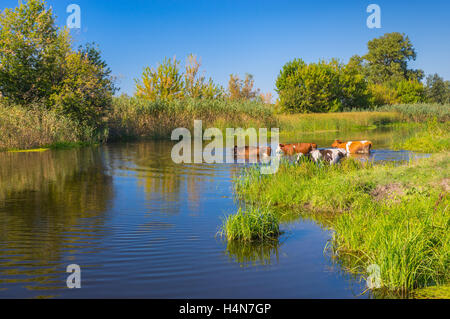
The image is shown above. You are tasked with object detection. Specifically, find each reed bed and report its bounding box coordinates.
[0,103,97,151]
[277,111,401,134]
[108,96,277,140]
[377,103,450,122]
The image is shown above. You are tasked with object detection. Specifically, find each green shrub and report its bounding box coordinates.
[395,80,426,104]
[276,59,369,113]
[49,51,113,127]
[368,83,400,106]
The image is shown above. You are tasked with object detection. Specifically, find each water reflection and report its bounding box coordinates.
[0,148,113,295]
[0,132,418,298]
[224,240,281,267]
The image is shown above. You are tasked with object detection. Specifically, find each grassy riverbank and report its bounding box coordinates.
[2,100,448,152]
[231,154,449,295]
[0,97,276,151]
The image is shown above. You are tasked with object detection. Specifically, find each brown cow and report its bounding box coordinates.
[276,143,317,156]
[234,146,272,159]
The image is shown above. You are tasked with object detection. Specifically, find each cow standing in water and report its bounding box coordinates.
[234,146,272,160]
[276,143,317,156]
[332,140,373,154]
[299,149,348,165]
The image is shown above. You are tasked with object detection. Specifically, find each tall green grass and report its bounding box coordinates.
[0,103,98,151]
[233,154,450,292]
[108,96,277,140]
[218,206,280,242]
[377,103,450,122]
[394,120,450,153]
[277,112,401,134]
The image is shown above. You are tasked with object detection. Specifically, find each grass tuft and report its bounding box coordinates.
[218,206,281,242]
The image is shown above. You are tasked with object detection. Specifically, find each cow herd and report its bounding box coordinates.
[233,140,373,165]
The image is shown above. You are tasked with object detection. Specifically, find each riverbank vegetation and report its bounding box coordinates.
[0,103,98,151]
[218,206,280,242]
[108,96,276,141]
[1,0,449,152]
[231,154,449,294]
[275,33,449,113]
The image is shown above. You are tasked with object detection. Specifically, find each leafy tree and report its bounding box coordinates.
[184,54,222,99]
[363,32,424,84]
[0,0,70,104]
[136,55,222,101]
[78,43,117,95]
[0,0,115,129]
[395,79,426,104]
[228,73,260,101]
[425,74,449,104]
[276,59,369,113]
[136,57,184,101]
[49,52,113,127]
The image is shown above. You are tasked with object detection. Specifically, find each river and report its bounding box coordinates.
[0,128,427,298]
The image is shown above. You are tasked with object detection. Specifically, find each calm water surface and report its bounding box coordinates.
[0,128,427,298]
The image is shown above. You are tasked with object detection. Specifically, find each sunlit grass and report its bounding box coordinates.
[394,120,450,153]
[233,154,450,293]
[218,206,280,242]
[108,96,277,140]
[277,111,402,135]
[377,103,450,122]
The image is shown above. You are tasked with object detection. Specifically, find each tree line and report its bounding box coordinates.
[1,0,449,137]
[276,32,450,113]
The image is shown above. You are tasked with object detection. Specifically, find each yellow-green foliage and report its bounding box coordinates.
[368,83,401,106]
[135,55,223,101]
[276,59,369,113]
[394,120,449,153]
[49,51,113,126]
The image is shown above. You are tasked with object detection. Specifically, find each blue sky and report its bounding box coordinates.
[2,0,450,97]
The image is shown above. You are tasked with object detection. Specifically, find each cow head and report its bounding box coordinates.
[332,140,343,148]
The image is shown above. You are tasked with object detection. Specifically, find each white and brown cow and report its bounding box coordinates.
[332,140,373,154]
[300,148,348,165]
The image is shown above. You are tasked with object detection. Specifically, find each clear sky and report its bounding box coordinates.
[2,0,450,97]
